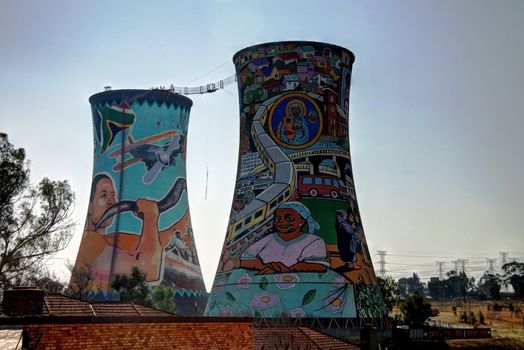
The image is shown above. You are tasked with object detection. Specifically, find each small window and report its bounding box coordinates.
[315,177,323,185]
[269,201,277,209]
[302,177,313,185]
[333,180,340,188]
[278,194,284,203]
[324,178,332,186]
[235,223,242,231]
[255,209,264,219]
[245,217,252,225]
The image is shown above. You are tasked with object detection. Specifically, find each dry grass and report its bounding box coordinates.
[446,338,524,349]
[389,300,524,348]
[430,300,524,349]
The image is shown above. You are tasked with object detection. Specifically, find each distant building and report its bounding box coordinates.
[278,52,300,65]
[248,58,271,72]
[337,113,348,137]
[240,152,262,177]
[297,45,316,58]
[323,89,338,137]
[330,54,342,69]
[262,78,283,94]
[297,61,315,82]
[314,72,332,86]
[283,74,301,90]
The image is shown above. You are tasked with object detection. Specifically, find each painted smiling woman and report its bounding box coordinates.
[240,201,329,274]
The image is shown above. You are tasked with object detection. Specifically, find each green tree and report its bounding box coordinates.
[152,285,176,313]
[28,269,66,294]
[66,261,98,300]
[477,272,501,300]
[445,270,474,301]
[399,292,433,327]
[110,267,152,307]
[377,276,398,313]
[502,262,524,299]
[243,85,267,114]
[398,273,425,298]
[0,133,75,292]
[427,278,447,301]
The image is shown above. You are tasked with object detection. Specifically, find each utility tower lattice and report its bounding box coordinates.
[486,258,496,275]
[499,252,509,268]
[453,259,468,274]
[436,261,445,280]
[377,251,387,278]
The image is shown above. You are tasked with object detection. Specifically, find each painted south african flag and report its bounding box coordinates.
[94,102,136,153]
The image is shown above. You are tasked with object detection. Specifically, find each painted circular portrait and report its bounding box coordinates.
[268,93,323,150]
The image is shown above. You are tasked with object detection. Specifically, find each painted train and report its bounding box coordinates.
[224,94,299,252]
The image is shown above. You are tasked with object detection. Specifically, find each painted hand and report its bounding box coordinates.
[267,261,291,273]
[257,266,276,275]
[136,198,159,218]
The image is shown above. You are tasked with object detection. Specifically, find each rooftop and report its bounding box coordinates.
[1,293,173,318]
[254,326,359,350]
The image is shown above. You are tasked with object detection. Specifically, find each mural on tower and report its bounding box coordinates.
[206,41,386,318]
[70,90,207,315]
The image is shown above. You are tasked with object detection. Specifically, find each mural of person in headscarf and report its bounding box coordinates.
[73,173,187,288]
[277,100,310,146]
[240,201,329,274]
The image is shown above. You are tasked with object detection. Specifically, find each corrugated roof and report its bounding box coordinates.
[298,327,360,350]
[283,74,301,82]
[254,326,359,350]
[44,294,94,316]
[3,294,174,318]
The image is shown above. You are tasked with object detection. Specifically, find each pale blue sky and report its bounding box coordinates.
[1,0,523,288]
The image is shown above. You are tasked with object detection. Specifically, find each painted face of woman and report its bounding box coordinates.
[273,208,305,235]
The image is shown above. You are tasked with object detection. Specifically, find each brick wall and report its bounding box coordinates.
[23,321,253,350]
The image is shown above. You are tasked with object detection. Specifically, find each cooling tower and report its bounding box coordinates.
[71,89,207,315]
[206,41,386,318]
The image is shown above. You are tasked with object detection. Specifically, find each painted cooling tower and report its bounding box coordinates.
[71,89,207,315]
[206,41,386,318]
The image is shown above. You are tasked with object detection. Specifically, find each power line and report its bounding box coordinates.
[370,251,524,281]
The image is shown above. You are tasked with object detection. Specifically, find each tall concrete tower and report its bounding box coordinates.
[71,89,207,315]
[205,41,386,318]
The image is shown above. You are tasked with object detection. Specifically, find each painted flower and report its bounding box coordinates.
[274,273,300,289]
[250,291,281,309]
[325,295,345,313]
[213,281,225,295]
[331,274,346,288]
[288,307,307,318]
[219,306,234,317]
[236,273,253,289]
